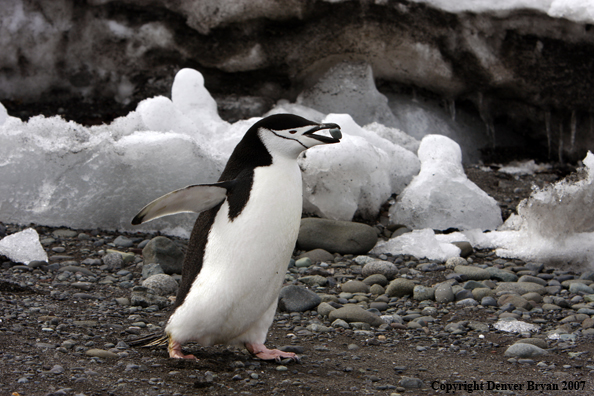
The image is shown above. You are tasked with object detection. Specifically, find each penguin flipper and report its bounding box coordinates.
[131,181,234,225]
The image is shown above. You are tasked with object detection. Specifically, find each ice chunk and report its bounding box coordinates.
[299,114,420,221]
[467,151,594,267]
[497,160,551,175]
[390,134,502,231]
[371,229,461,262]
[363,122,420,154]
[494,317,540,333]
[0,102,8,126]
[171,68,224,131]
[0,228,48,264]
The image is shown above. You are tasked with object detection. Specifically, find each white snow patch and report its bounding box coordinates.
[372,229,461,262]
[498,160,552,175]
[411,0,594,24]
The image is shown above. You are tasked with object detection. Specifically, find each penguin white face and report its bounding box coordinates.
[255,114,342,159]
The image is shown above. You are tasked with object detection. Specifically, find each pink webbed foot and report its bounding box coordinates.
[245,343,300,363]
[168,340,197,360]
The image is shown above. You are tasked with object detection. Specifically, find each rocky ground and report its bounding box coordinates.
[2,166,594,396]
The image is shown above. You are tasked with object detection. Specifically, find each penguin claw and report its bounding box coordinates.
[245,343,298,362]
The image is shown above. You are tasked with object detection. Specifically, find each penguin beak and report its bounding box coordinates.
[303,123,342,144]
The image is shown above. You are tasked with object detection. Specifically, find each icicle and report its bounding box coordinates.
[570,110,577,151]
[558,121,564,165]
[477,92,495,147]
[545,111,551,160]
[448,99,456,121]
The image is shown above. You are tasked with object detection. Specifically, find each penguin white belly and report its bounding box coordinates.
[167,157,302,346]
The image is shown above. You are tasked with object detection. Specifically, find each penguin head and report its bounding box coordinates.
[254,114,341,159]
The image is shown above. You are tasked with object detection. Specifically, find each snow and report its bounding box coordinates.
[0,228,48,264]
[372,229,461,262]
[389,134,503,231]
[410,0,594,24]
[498,160,552,175]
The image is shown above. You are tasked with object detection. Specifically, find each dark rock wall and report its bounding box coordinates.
[2,0,594,162]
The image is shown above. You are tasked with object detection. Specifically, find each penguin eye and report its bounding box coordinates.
[289,130,297,134]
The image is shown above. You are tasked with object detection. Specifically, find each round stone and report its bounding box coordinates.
[454,265,490,280]
[504,343,547,358]
[142,274,178,296]
[341,280,370,293]
[386,278,415,297]
[361,260,398,280]
[328,305,385,326]
[413,285,434,301]
[363,273,388,286]
[434,282,455,303]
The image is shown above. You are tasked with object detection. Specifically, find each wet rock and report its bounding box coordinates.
[341,280,370,293]
[278,285,321,312]
[363,273,388,287]
[487,267,518,282]
[142,236,184,275]
[297,248,334,263]
[518,275,547,286]
[328,305,384,327]
[298,218,378,255]
[386,278,415,297]
[454,265,490,280]
[495,282,546,295]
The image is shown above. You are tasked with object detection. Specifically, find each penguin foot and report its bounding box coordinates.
[168,340,197,360]
[245,343,299,362]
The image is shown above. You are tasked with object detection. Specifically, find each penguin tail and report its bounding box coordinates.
[127,333,169,348]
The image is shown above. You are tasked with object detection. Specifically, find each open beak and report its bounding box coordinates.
[303,123,342,144]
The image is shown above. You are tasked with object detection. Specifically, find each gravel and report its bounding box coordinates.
[1,167,594,395]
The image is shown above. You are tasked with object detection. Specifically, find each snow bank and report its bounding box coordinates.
[0,68,422,233]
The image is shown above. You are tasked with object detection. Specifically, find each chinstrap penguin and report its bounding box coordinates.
[130,114,341,361]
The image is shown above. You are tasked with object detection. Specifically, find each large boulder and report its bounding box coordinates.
[298,218,378,255]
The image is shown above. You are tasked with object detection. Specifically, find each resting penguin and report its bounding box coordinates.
[130,114,341,361]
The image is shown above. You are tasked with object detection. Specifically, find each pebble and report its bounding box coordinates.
[297,248,334,262]
[4,223,594,394]
[341,280,370,293]
[85,349,119,359]
[142,273,178,296]
[454,265,491,280]
[386,278,415,297]
[114,235,134,248]
[413,285,434,301]
[328,305,385,327]
[434,282,455,303]
[361,260,398,280]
